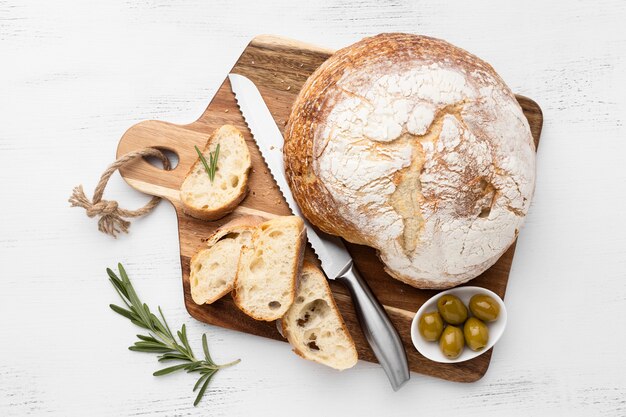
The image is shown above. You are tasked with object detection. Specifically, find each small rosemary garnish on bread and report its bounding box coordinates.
[107,263,239,406]
[195,144,220,183]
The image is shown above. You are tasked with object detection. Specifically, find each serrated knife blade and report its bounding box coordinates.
[228,73,351,280]
[228,73,410,390]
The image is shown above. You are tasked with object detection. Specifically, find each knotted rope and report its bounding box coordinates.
[69,148,171,238]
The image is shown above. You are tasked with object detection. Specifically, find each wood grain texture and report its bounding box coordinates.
[117,35,543,382]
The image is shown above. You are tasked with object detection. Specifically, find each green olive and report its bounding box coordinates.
[469,294,500,322]
[437,294,468,325]
[418,311,444,341]
[463,317,489,351]
[439,326,464,359]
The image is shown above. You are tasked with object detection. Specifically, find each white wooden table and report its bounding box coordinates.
[2,1,625,415]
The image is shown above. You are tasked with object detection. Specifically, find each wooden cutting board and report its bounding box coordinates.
[117,34,543,382]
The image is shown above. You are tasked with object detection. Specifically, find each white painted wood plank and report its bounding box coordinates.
[1,0,625,415]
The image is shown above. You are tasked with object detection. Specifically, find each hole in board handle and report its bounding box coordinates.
[143,147,179,170]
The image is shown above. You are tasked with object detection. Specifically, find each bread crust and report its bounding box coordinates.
[181,125,251,221]
[232,216,306,321]
[203,215,265,248]
[181,187,248,221]
[284,33,535,288]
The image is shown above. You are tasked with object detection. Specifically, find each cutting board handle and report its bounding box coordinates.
[116,120,211,200]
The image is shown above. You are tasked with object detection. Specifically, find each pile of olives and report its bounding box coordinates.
[418,294,500,359]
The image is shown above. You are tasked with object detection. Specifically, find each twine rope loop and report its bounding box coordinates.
[69,148,171,237]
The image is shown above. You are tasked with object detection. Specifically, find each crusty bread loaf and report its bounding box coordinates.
[233,216,305,321]
[189,216,264,305]
[180,125,251,221]
[282,262,358,370]
[284,33,536,289]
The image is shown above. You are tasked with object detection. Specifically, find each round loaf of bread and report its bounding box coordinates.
[284,33,536,289]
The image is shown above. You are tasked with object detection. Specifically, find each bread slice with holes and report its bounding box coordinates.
[233,216,306,321]
[189,216,264,305]
[180,125,251,221]
[282,262,358,370]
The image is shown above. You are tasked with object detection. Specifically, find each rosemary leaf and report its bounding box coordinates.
[193,371,213,392]
[137,334,159,343]
[129,345,173,353]
[202,334,213,364]
[109,304,134,320]
[158,353,189,362]
[210,144,220,182]
[130,319,150,330]
[108,274,129,300]
[158,306,174,339]
[186,361,206,372]
[180,325,193,356]
[194,372,216,406]
[195,145,211,179]
[133,341,168,349]
[153,363,190,376]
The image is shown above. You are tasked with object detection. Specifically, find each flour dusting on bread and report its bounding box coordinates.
[285,34,536,289]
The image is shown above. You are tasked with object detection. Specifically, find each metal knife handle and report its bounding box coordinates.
[336,262,410,391]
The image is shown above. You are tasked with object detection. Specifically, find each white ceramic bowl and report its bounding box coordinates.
[410,286,507,363]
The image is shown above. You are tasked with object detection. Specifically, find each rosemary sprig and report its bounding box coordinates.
[107,263,239,406]
[194,144,220,183]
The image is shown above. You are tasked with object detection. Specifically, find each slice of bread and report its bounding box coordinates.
[180,125,251,221]
[190,216,263,305]
[233,216,305,321]
[282,262,358,370]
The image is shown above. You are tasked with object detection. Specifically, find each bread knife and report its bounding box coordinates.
[229,73,410,390]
